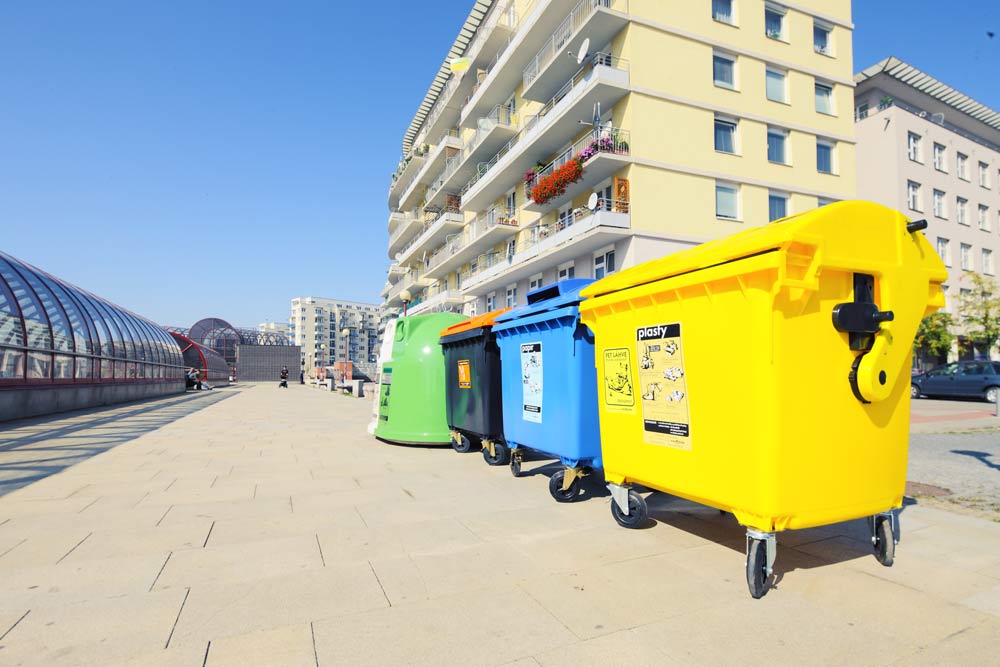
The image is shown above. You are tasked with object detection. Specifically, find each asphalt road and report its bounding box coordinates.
[909,431,1000,520]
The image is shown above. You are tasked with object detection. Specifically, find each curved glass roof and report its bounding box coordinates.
[0,251,185,384]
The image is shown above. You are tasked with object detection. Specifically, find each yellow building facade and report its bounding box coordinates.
[383,0,856,315]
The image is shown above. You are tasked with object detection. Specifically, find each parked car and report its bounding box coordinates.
[911,361,1000,403]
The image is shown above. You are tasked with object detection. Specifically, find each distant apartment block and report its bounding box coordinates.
[258,321,289,338]
[289,297,381,368]
[382,0,856,316]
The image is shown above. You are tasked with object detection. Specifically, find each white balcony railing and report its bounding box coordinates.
[524,126,630,197]
[522,0,620,90]
[426,205,519,273]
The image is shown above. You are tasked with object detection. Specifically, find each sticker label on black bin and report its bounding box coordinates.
[636,323,691,450]
[520,342,542,423]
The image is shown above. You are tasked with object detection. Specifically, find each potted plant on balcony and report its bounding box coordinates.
[530,158,584,205]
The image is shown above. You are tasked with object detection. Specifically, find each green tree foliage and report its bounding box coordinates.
[913,311,954,361]
[956,272,1000,356]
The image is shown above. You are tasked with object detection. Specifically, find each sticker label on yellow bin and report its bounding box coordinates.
[636,323,691,449]
[457,360,471,389]
[602,348,635,413]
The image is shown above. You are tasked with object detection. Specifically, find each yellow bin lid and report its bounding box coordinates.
[439,308,511,337]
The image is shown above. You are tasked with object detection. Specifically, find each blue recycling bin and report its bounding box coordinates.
[493,279,600,502]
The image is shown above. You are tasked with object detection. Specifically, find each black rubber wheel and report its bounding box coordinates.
[548,469,581,502]
[874,515,895,567]
[482,440,510,466]
[910,384,921,399]
[510,456,522,477]
[746,538,769,599]
[451,433,472,453]
[610,489,648,528]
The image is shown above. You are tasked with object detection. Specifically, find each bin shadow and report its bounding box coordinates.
[516,454,612,501]
[640,491,914,589]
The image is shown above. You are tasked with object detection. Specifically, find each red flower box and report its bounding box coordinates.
[530,158,583,205]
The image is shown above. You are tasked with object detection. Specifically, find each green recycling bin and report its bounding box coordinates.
[375,312,465,445]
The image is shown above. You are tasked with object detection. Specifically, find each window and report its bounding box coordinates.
[714,115,737,153]
[907,132,922,162]
[957,153,968,180]
[937,237,951,266]
[815,82,834,115]
[712,0,734,24]
[713,51,736,89]
[957,197,968,225]
[594,247,616,279]
[933,143,947,171]
[557,262,575,281]
[768,191,788,221]
[817,197,835,207]
[504,285,517,308]
[933,190,946,218]
[486,292,496,311]
[979,205,989,231]
[764,3,786,40]
[979,162,990,188]
[984,249,995,275]
[907,181,922,211]
[765,67,787,103]
[854,102,869,121]
[715,181,740,220]
[816,138,835,174]
[557,204,573,230]
[505,188,517,216]
[529,273,543,292]
[960,243,972,271]
[813,20,832,55]
[767,127,788,164]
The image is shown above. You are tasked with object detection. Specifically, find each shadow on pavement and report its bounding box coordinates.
[0,390,236,496]
[950,449,1000,471]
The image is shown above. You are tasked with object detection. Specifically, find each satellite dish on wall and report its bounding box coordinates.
[587,192,599,210]
[576,38,591,65]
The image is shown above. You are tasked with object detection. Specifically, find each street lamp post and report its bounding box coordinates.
[400,289,412,317]
[341,327,350,391]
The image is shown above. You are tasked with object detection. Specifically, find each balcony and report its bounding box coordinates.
[522,0,629,102]
[523,127,631,215]
[399,133,462,212]
[395,206,465,266]
[407,282,468,315]
[387,213,423,258]
[461,201,631,295]
[423,205,520,281]
[385,266,435,307]
[459,54,629,212]
[387,149,427,209]
[460,0,583,129]
[388,211,406,234]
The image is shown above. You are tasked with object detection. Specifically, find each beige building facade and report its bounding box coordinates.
[855,57,1000,359]
[288,297,381,369]
[384,0,856,316]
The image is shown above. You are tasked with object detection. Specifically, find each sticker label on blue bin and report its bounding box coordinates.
[636,323,691,449]
[520,342,543,423]
[603,348,635,413]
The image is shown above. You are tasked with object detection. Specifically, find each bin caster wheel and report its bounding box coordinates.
[510,456,522,477]
[452,433,472,453]
[873,515,894,567]
[482,441,510,466]
[610,489,647,528]
[746,538,770,599]
[549,469,580,502]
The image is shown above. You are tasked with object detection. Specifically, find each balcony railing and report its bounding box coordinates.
[466,104,517,157]
[522,0,619,90]
[426,205,518,273]
[388,213,421,247]
[525,126,630,195]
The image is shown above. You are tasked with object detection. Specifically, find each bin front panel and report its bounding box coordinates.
[441,329,504,440]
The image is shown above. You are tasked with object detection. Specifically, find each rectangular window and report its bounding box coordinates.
[854,102,869,121]
[957,197,968,225]
[715,181,739,220]
[907,181,922,211]
[907,132,922,162]
[933,190,946,218]
[486,292,496,311]
[505,285,517,308]
[984,248,995,275]
[978,205,989,231]
[816,138,835,174]
[529,273,543,292]
[979,162,990,188]
[937,237,951,267]
[815,82,834,115]
[813,21,832,55]
[764,3,785,40]
[960,243,972,271]
[767,127,788,164]
[765,67,787,103]
[557,262,575,281]
[957,153,968,180]
[768,191,788,222]
[817,197,835,207]
[594,248,616,280]
[933,143,947,171]
[714,116,737,153]
[713,51,736,89]
[712,0,734,24]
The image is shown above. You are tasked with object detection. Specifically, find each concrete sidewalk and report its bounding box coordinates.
[0,386,998,665]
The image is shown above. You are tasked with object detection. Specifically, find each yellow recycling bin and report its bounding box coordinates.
[578,201,947,598]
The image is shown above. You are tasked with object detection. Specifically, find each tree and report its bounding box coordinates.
[955,272,1000,357]
[913,311,954,366]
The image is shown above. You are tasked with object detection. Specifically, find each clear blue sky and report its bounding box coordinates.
[1,1,997,328]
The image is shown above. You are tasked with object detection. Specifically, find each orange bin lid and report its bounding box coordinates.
[439,308,511,336]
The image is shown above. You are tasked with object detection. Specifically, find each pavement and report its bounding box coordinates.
[0,385,998,665]
[910,396,1000,434]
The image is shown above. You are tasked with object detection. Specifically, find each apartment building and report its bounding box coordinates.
[383,0,855,316]
[258,321,289,337]
[288,297,381,369]
[855,57,1000,359]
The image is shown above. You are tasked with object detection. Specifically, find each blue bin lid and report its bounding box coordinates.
[494,278,595,324]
